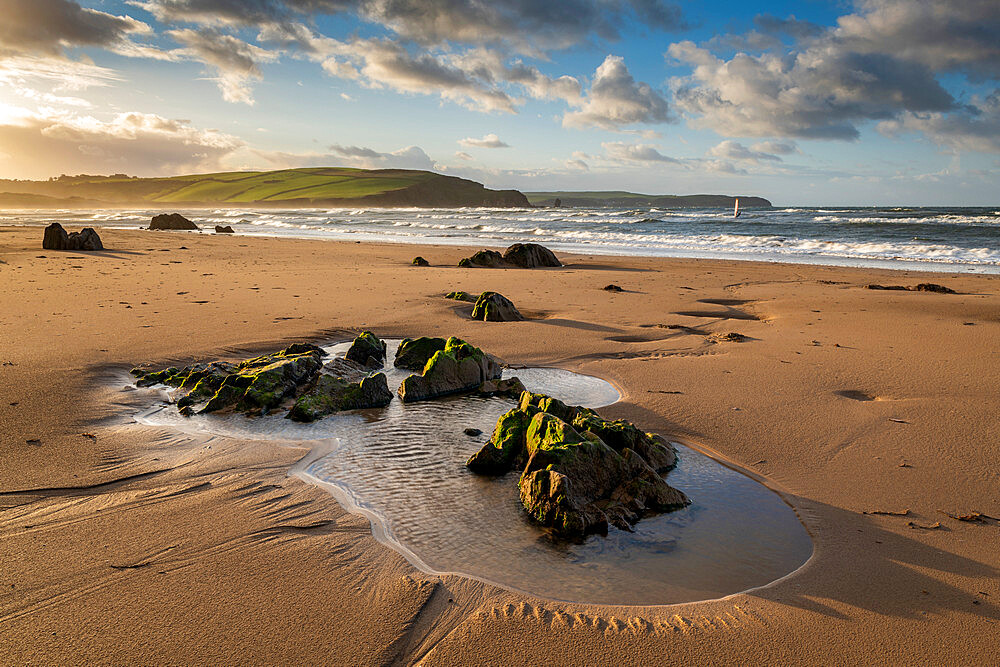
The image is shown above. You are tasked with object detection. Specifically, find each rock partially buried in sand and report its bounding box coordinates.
[287,373,393,422]
[150,213,198,230]
[458,249,505,268]
[471,291,523,322]
[345,331,387,369]
[468,391,688,537]
[412,256,430,266]
[398,337,501,402]
[502,243,561,268]
[458,243,561,269]
[603,284,623,292]
[866,282,955,294]
[215,225,234,234]
[445,291,477,303]
[394,336,447,370]
[709,332,748,343]
[42,223,104,250]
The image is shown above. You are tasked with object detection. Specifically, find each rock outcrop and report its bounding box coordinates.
[458,243,561,269]
[288,373,392,422]
[345,331,387,368]
[445,291,477,302]
[865,282,956,294]
[42,223,104,250]
[394,336,447,370]
[467,392,688,537]
[458,249,505,268]
[398,337,501,402]
[471,291,523,322]
[215,225,234,233]
[502,243,561,268]
[150,213,198,230]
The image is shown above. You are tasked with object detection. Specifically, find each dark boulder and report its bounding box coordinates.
[287,373,393,422]
[865,284,908,291]
[345,331,387,368]
[914,283,955,294]
[394,336,447,370]
[471,291,523,322]
[398,337,501,402]
[458,249,505,268]
[467,391,689,537]
[474,376,526,399]
[412,256,430,266]
[215,225,234,233]
[150,213,198,230]
[42,223,68,250]
[502,243,561,268]
[603,284,623,292]
[463,427,482,437]
[445,291,477,303]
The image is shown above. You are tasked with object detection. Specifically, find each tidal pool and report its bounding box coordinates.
[133,339,812,605]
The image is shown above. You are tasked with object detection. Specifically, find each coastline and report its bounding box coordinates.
[2,227,998,664]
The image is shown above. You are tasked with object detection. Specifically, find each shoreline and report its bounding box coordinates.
[2,227,997,664]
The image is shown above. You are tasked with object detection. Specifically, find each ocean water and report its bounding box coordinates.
[6,205,999,273]
[132,340,812,605]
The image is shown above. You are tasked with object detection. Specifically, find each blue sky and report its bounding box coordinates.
[0,0,998,205]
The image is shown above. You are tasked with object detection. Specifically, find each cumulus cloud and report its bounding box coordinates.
[750,140,798,156]
[169,28,279,104]
[564,55,670,130]
[458,133,509,148]
[602,141,677,163]
[878,90,1000,153]
[669,40,954,140]
[0,106,243,179]
[132,0,686,52]
[328,143,435,169]
[708,140,783,163]
[454,150,473,161]
[0,0,152,58]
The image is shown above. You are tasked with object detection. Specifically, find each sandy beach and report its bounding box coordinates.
[2,226,998,665]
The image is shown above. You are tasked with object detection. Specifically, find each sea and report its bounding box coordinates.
[7,205,1000,274]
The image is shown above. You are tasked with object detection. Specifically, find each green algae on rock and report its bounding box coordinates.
[467,391,689,537]
[345,331,387,368]
[444,291,477,303]
[393,337,448,370]
[398,337,502,402]
[288,373,393,422]
[471,291,523,322]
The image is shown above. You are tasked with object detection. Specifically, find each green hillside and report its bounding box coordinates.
[0,168,530,208]
[525,191,772,208]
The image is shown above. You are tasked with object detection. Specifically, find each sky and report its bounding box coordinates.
[0,0,998,205]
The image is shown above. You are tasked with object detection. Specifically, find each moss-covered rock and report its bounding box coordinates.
[412,256,429,266]
[466,408,532,474]
[468,392,689,538]
[458,249,505,268]
[394,336,447,370]
[445,291,477,302]
[287,373,392,422]
[471,291,523,322]
[502,243,561,268]
[345,331,386,368]
[398,337,501,402]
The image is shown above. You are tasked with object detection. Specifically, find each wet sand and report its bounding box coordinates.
[1,226,998,664]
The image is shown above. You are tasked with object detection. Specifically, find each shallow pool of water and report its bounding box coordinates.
[133,340,812,605]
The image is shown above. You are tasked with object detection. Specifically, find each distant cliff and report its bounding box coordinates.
[525,191,772,208]
[0,168,530,209]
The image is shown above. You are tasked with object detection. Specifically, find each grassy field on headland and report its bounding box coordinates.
[0,167,530,208]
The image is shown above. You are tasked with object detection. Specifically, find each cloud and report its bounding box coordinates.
[668,40,954,140]
[168,28,279,104]
[0,106,243,179]
[708,140,783,162]
[602,141,677,163]
[564,55,671,130]
[0,0,151,58]
[750,140,798,155]
[454,150,473,161]
[327,143,435,169]
[458,133,509,148]
[132,0,686,52]
[754,14,823,40]
[878,90,1000,153]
